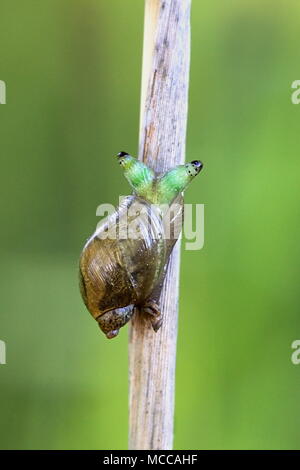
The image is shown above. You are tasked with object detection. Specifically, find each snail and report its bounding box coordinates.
[79,152,203,339]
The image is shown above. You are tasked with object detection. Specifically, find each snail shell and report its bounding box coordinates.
[79,194,183,332]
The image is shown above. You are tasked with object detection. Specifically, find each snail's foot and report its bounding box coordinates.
[97,305,135,339]
[142,299,163,332]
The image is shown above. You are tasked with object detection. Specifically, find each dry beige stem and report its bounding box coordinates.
[129,0,191,450]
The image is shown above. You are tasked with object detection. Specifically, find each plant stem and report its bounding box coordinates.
[128,0,191,450]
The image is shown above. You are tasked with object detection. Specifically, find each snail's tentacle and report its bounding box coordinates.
[142,299,163,333]
[117,152,155,200]
[156,160,203,204]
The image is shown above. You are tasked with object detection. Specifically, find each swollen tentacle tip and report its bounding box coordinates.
[191,160,203,173]
[117,151,129,158]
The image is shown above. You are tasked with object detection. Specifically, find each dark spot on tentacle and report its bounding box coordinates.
[191,160,203,173]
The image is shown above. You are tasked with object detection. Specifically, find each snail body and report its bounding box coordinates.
[79,152,203,338]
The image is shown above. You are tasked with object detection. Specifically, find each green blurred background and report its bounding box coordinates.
[0,0,299,450]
